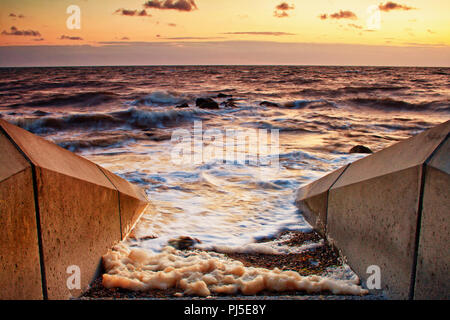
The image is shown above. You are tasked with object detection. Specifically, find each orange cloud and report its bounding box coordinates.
[378,2,415,12]
[114,8,151,17]
[2,26,40,37]
[274,2,295,18]
[143,0,197,12]
[319,10,357,20]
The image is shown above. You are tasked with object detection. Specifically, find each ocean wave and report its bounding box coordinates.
[348,97,450,112]
[131,91,189,106]
[9,91,119,108]
[285,99,337,109]
[12,107,205,133]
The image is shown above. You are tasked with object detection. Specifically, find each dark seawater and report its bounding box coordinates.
[1,66,449,292]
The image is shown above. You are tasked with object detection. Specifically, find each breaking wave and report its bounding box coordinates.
[12,107,206,133]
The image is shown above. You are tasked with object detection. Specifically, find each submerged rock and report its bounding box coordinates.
[349,145,373,154]
[196,98,219,109]
[32,110,50,117]
[144,130,172,141]
[168,236,202,250]
[221,98,237,108]
[217,93,232,98]
[259,101,280,108]
[175,103,189,108]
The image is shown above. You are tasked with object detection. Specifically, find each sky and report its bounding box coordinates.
[0,0,449,66]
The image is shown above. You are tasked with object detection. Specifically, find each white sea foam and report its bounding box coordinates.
[102,242,368,296]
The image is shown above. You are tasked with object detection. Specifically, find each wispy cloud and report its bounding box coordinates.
[348,23,363,29]
[319,10,357,20]
[1,26,40,37]
[223,31,295,36]
[163,36,225,40]
[378,2,415,12]
[9,13,25,18]
[143,0,197,12]
[274,2,295,18]
[114,8,151,17]
[59,35,83,41]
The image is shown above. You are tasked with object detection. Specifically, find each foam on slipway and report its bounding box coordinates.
[102,242,368,296]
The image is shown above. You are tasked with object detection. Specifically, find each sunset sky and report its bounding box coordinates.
[0,0,449,66]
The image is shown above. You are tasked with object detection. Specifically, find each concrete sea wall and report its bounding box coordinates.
[0,119,148,300]
[296,120,449,300]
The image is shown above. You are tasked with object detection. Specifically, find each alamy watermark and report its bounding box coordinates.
[366,5,381,30]
[170,121,280,171]
[366,265,381,289]
[66,265,81,290]
[66,5,81,30]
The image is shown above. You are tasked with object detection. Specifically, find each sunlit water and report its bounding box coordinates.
[1,66,448,294]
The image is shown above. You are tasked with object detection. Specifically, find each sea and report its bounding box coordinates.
[1,65,449,295]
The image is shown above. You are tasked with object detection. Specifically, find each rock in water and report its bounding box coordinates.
[175,103,189,108]
[196,98,219,109]
[259,101,280,108]
[349,145,373,154]
[217,93,232,98]
[32,110,50,117]
[168,236,201,250]
[221,98,237,108]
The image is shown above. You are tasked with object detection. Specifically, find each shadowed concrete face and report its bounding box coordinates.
[328,166,422,299]
[295,120,449,300]
[414,137,450,300]
[98,166,149,238]
[295,165,348,235]
[0,132,43,300]
[0,119,149,299]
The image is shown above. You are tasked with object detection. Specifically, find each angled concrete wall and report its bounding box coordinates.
[0,132,43,300]
[295,120,449,300]
[0,119,149,300]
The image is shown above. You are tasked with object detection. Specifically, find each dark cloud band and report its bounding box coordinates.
[143,0,197,12]
[379,2,415,12]
[319,10,357,20]
[1,26,40,37]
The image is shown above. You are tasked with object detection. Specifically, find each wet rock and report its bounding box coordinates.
[168,236,202,250]
[349,145,373,154]
[144,132,172,141]
[175,103,189,108]
[259,101,280,108]
[32,110,50,117]
[217,93,232,98]
[196,98,219,109]
[143,128,172,141]
[221,98,237,108]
